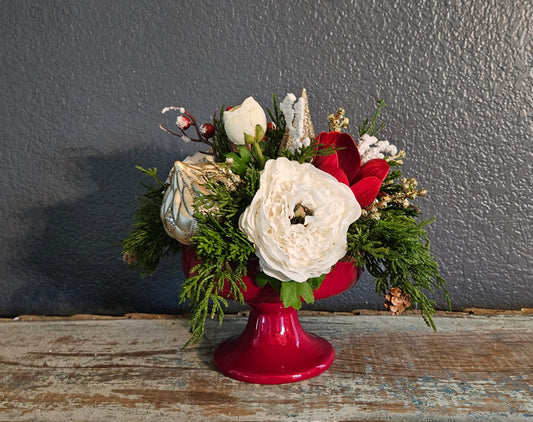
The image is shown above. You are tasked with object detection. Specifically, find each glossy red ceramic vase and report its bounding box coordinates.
[181,246,361,384]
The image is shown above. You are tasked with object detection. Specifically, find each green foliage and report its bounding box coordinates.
[358,98,386,137]
[179,208,255,346]
[347,211,451,330]
[121,167,181,277]
[225,145,252,176]
[255,272,325,310]
[255,271,279,288]
[280,281,317,310]
[263,93,287,158]
[179,170,258,345]
[346,222,389,268]
[307,274,326,290]
[279,138,339,164]
[212,107,231,161]
[270,273,326,310]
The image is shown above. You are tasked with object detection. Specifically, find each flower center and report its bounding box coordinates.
[290,204,314,225]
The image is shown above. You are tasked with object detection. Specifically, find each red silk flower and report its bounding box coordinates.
[313,132,389,207]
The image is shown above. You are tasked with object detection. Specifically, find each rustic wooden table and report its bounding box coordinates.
[1,312,532,421]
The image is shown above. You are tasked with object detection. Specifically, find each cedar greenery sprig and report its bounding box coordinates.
[263,93,287,158]
[358,98,386,137]
[279,138,339,164]
[179,211,254,346]
[178,167,259,344]
[121,167,181,277]
[347,211,451,330]
[212,107,232,161]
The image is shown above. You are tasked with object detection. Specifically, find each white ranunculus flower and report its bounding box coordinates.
[223,97,267,145]
[239,157,361,282]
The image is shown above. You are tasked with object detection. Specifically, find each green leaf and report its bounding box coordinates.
[358,98,386,137]
[255,124,265,141]
[251,141,265,169]
[280,282,302,310]
[264,94,286,158]
[308,274,326,290]
[269,278,281,293]
[225,145,252,176]
[298,282,315,304]
[225,152,246,176]
[255,271,278,287]
[244,132,256,145]
[237,145,251,162]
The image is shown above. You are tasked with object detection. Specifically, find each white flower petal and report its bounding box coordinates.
[239,157,361,283]
[223,97,267,145]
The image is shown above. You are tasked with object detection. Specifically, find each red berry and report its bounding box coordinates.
[176,115,191,130]
[200,123,216,138]
[267,122,276,132]
[226,106,233,111]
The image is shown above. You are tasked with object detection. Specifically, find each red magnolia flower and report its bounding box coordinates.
[313,132,389,207]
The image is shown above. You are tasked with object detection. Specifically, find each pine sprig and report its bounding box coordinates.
[179,170,257,345]
[195,167,261,225]
[346,222,389,268]
[212,107,231,161]
[279,138,339,164]
[358,98,386,137]
[121,167,181,276]
[264,94,287,159]
[179,255,248,347]
[347,212,451,329]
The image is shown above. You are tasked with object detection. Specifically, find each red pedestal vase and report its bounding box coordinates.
[181,246,361,384]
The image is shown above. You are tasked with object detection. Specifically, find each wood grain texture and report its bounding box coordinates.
[1,315,532,421]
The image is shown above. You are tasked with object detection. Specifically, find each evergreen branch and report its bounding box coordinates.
[179,256,248,347]
[121,167,180,276]
[264,94,287,159]
[347,212,450,329]
[212,107,232,161]
[279,138,339,164]
[179,175,257,345]
[358,98,386,137]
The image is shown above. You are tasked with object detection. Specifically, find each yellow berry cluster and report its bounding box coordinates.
[362,176,427,220]
[328,108,350,132]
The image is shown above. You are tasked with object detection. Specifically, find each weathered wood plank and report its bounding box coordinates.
[1,315,532,421]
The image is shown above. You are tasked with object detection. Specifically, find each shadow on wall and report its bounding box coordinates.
[8,144,189,317]
[5,141,385,317]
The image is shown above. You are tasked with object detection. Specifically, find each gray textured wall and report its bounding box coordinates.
[1,0,532,316]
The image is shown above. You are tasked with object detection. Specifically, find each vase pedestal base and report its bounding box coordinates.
[213,302,335,384]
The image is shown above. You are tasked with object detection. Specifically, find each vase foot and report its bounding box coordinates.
[214,333,335,384]
[213,303,335,384]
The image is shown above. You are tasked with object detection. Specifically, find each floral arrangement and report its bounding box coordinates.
[122,89,450,345]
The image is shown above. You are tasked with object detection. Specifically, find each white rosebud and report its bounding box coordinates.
[223,97,267,145]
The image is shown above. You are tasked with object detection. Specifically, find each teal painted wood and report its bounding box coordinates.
[0,315,532,421]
